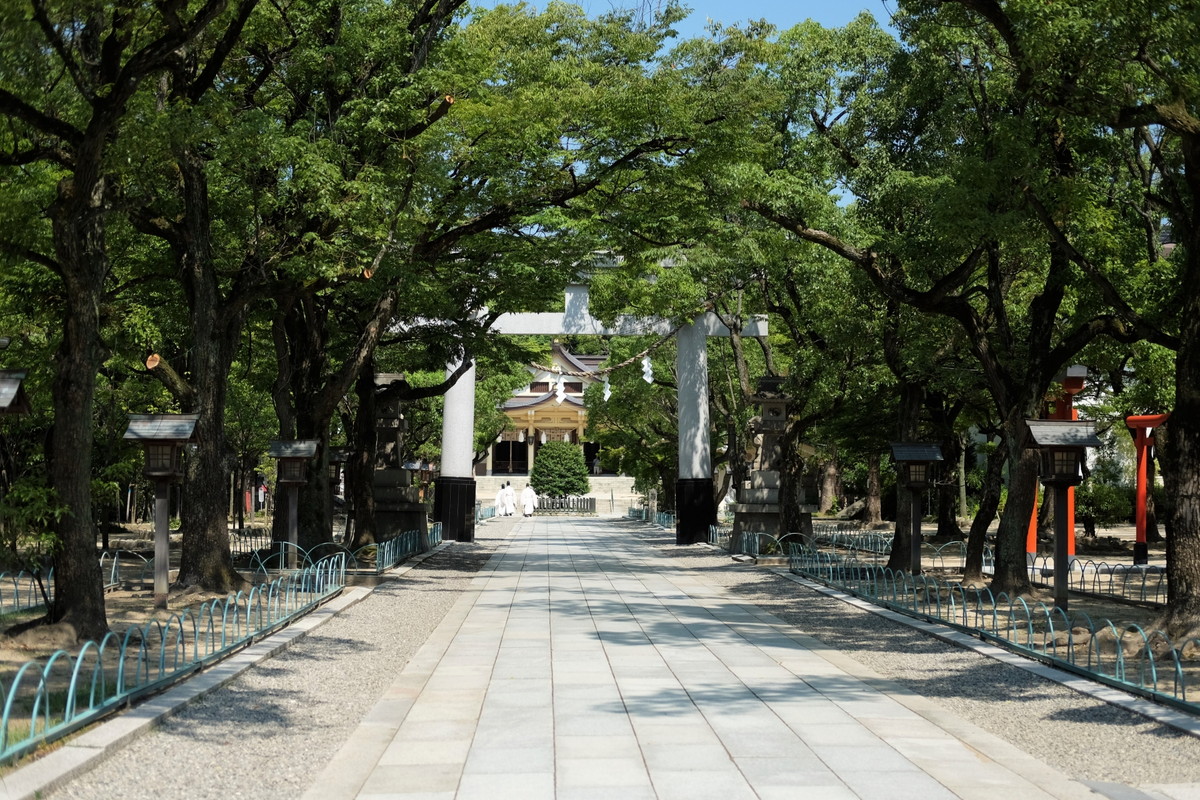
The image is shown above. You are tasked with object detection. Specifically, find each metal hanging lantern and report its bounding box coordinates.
[889,442,943,576]
[1026,418,1101,611]
[123,414,200,481]
[123,413,199,609]
[889,443,943,489]
[328,447,348,481]
[1026,420,1100,486]
[146,442,182,476]
[268,439,319,571]
[0,370,31,416]
[268,440,319,485]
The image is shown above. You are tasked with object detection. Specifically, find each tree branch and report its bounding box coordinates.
[145,353,198,409]
[0,88,83,146]
[1023,187,1179,349]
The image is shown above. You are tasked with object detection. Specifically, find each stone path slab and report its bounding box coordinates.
[305,517,1110,800]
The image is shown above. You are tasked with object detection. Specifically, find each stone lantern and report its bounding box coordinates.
[890,443,943,575]
[268,439,318,569]
[731,377,794,557]
[124,413,199,608]
[1026,419,1101,609]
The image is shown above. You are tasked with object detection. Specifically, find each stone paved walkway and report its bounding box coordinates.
[305,516,1110,800]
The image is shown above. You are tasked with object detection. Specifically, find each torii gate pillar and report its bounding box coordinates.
[434,358,478,542]
[676,319,716,544]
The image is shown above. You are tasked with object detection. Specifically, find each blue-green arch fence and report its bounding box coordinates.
[0,554,347,765]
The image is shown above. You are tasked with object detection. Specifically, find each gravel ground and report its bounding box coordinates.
[41,516,1200,797]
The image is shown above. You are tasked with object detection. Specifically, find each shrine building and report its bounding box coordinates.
[483,342,604,476]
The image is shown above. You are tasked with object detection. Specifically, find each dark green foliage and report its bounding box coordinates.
[1076,482,1133,533]
[530,442,590,498]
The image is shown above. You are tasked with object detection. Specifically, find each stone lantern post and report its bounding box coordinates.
[124,414,199,608]
[1026,419,1100,610]
[268,439,318,569]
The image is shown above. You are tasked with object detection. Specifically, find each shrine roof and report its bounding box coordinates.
[503,393,586,410]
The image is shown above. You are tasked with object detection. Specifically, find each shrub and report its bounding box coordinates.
[1075,482,1132,534]
[530,442,590,497]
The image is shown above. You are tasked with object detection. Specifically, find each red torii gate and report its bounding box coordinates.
[1127,413,1169,566]
[1027,368,1087,559]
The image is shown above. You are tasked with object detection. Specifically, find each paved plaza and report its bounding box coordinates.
[12,514,1200,800]
[305,517,1117,800]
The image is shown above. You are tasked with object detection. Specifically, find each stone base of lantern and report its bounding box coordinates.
[373,469,429,548]
[732,469,783,548]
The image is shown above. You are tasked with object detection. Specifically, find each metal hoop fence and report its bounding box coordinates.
[0,553,347,765]
[787,545,1200,711]
[0,569,53,615]
[243,525,441,577]
[1026,554,1168,606]
[625,507,677,531]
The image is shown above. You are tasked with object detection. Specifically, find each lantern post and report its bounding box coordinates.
[890,444,943,575]
[123,414,199,609]
[268,440,318,569]
[1026,420,1101,610]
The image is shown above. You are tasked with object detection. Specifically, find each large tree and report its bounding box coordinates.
[258,0,769,548]
[734,13,1145,594]
[923,0,1200,632]
[0,0,256,638]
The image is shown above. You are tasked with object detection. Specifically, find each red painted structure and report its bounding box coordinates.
[1027,372,1087,556]
[1126,413,1169,566]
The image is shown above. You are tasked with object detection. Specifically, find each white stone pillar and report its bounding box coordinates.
[435,358,477,541]
[676,318,711,479]
[675,317,715,543]
[440,359,476,478]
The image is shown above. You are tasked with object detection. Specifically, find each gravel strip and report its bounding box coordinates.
[634,525,1200,787]
[41,516,1200,796]
[45,520,512,800]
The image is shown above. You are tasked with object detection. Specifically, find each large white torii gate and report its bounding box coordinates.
[433,283,767,544]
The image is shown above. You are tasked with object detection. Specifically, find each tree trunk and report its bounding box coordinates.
[935,431,964,538]
[818,456,839,514]
[1159,306,1200,636]
[1037,484,1054,543]
[347,365,379,550]
[177,368,242,589]
[964,442,1006,585]
[157,150,245,592]
[887,380,922,572]
[863,453,883,527]
[272,281,403,553]
[779,419,810,533]
[991,422,1037,596]
[47,190,109,641]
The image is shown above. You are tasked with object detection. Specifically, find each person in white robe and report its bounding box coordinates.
[494,484,507,516]
[520,484,538,517]
[503,482,517,517]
